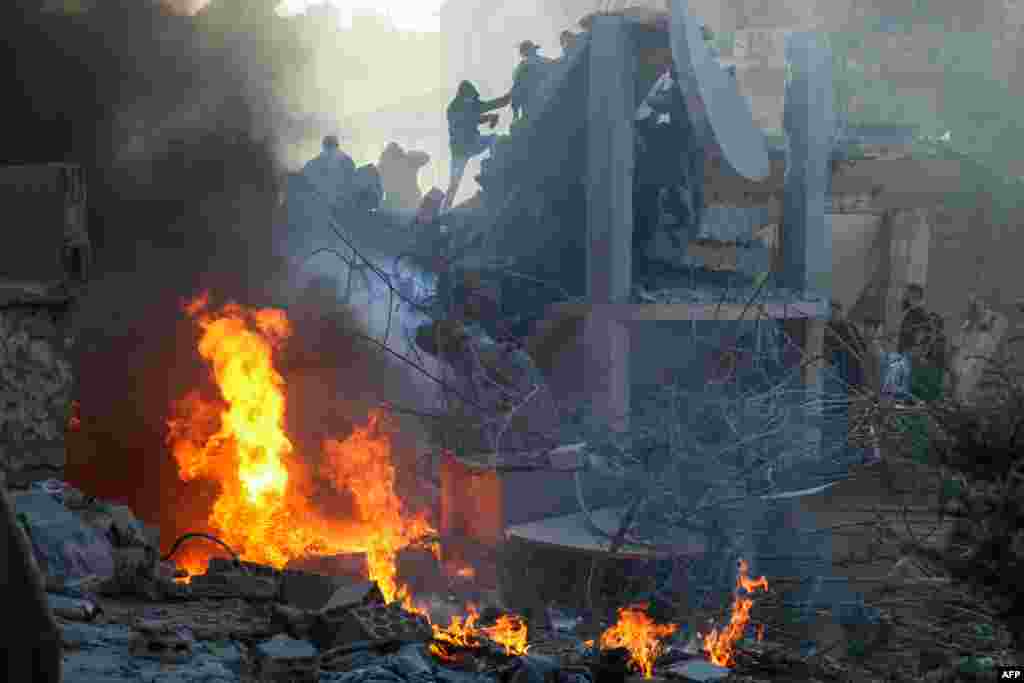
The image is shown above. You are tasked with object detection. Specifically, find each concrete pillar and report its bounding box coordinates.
[780,32,834,300]
[585,16,635,431]
[883,208,932,338]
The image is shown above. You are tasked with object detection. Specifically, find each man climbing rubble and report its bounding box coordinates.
[510,40,554,122]
[302,134,356,209]
[444,80,510,210]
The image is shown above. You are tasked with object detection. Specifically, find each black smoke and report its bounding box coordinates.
[1,1,430,550]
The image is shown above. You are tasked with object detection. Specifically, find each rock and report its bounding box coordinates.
[664,659,730,682]
[320,581,386,615]
[286,552,369,582]
[279,569,349,611]
[46,592,101,621]
[271,603,318,640]
[251,635,320,683]
[130,619,196,664]
[10,489,115,585]
[190,570,279,601]
[312,600,432,651]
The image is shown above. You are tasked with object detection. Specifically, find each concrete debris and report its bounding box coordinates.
[11,489,116,585]
[663,659,729,682]
[280,569,353,611]
[320,581,386,615]
[272,602,319,640]
[130,618,196,663]
[287,552,370,583]
[0,304,75,487]
[47,592,101,621]
[313,600,432,651]
[189,569,279,601]
[251,634,321,683]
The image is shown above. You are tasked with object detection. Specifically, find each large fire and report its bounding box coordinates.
[702,559,769,667]
[599,604,678,679]
[166,294,434,603]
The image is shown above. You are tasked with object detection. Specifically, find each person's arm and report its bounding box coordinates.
[407,151,430,168]
[480,93,511,112]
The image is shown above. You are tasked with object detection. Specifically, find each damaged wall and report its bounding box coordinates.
[0,297,75,487]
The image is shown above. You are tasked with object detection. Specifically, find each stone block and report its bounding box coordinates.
[129,619,195,664]
[190,571,279,601]
[319,581,384,615]
[279,569,347,611]
[312,600,431,651]
[285,552,368,582]
[250,635,320,683]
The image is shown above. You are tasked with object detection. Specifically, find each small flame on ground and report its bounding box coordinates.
[599,604,677,679]
[166,294,434,603]
[702,559,769,667]
[428,604,529,658]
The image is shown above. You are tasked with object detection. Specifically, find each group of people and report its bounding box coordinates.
[303,28,585,215]
[823,284,948,465]
[443,30,582,208]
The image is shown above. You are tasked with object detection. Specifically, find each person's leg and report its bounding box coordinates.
[444,153,470,210]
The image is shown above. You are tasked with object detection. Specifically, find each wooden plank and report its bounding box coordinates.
[547,300,828,321]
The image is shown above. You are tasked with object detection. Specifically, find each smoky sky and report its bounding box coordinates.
[1,1,429,544]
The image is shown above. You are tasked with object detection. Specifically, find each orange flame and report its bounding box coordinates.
[429,604,530,658]
[482,614,530,656]
[166,295,434,602]
[599,604,677,678]
[702,559,769,667]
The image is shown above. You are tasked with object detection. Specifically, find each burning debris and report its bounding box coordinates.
[701,559,769,668]
[165,294,435,605]
[598,605,677,679]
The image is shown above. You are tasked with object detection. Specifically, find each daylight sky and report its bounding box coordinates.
[276,0,445,32]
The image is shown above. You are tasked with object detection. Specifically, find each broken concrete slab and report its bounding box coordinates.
[11,489,115,585]
[189,571,279,601]
[251,634,320,683]
[319,581,385,615]
[279,569,349,611]
[312,601,431,651]
[285,552,369,582]
[129,619,196,664]
[664,659,729,682]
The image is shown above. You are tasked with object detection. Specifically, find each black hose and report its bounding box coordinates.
[160,532,247,573]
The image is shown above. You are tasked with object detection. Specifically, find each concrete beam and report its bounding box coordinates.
[547,300,827,321]
[585,15,636,431]
[780,32,834,299]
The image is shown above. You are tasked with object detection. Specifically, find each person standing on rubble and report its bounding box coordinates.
[632,64,703,283]
[302,134,356,209]
[822,300,869,463]
[444,80,510,210]
[511,40,553,121]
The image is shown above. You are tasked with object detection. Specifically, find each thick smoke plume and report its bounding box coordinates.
[1,1,430,548]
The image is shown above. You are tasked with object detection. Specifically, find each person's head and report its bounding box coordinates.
[519,40,540,58]
[322,134,339,151]
[381,141,404,161]
[902,283,925,310]
[455,80,479,102]
[559,30,576,51]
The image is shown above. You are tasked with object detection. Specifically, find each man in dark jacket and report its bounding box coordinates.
[898,283,947,399]
[444,80,510,209]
